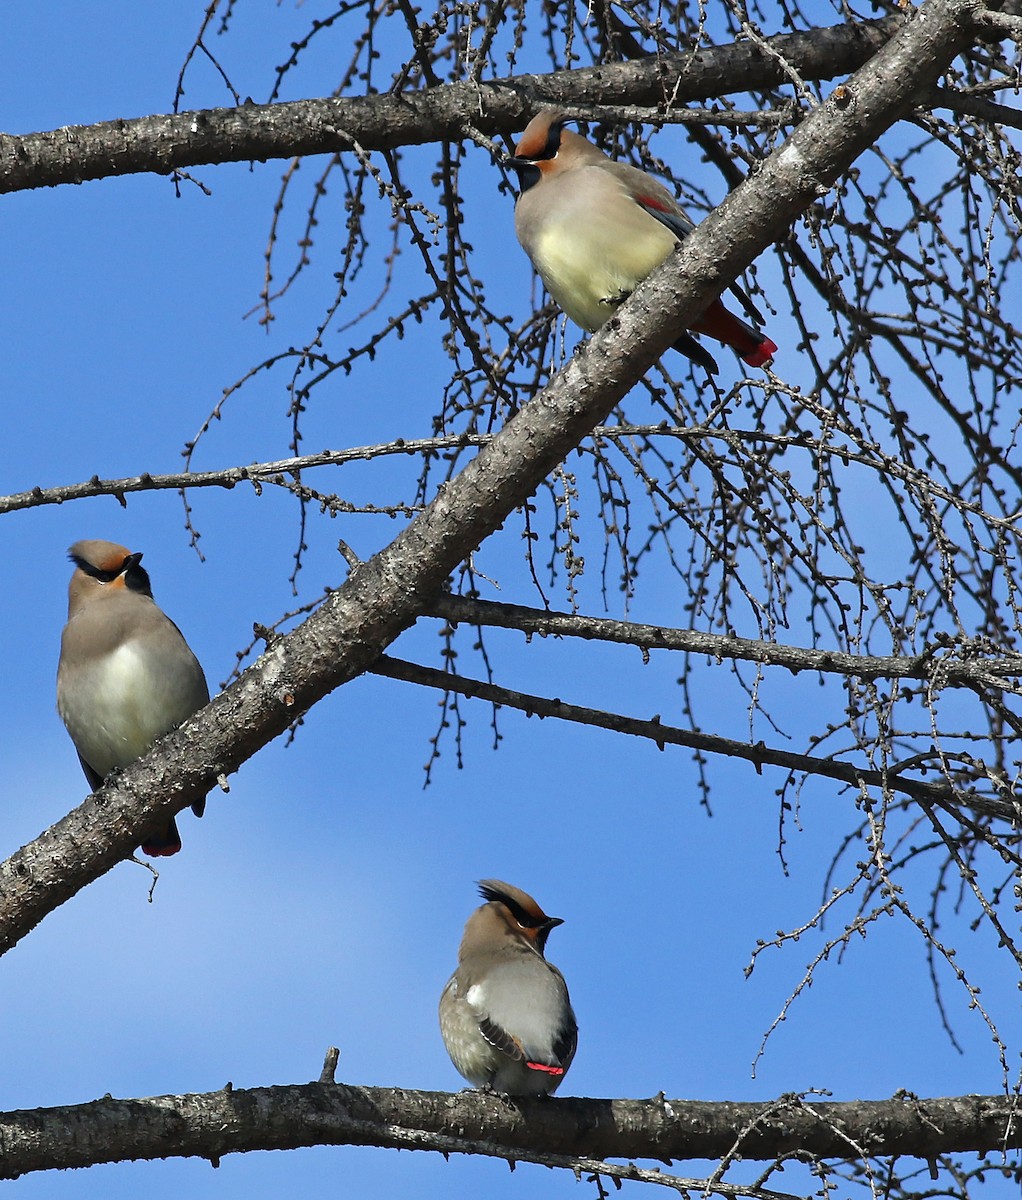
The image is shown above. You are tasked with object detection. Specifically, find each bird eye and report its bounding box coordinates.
[71,555,119,584]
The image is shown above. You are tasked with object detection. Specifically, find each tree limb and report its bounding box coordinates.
[0,0,977,956]
[9,417,1020,530]
[425,593,1022,691]
[0,16,905,193]
[0,1083,1017,1178]
[371,654,1017,821]
[0,439,491,515]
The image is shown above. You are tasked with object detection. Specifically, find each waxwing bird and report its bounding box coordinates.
[439,879,577,1095]
[56,540,210,857]
[508,110,777,374]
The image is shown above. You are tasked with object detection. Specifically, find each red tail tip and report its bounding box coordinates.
[743,337,778,368]
[140,840,181,857]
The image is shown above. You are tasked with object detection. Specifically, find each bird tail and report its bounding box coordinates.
[672,331,720,375]
[691,299,777,368]
[141,817,183,857]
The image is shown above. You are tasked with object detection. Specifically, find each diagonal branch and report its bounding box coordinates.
[371,655,1017,821]
[0,0,977,956]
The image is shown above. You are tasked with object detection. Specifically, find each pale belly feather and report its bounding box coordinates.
[520,175,679,332]
[60,641,197,777]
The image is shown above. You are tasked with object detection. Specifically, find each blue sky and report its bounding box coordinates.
[1,3,1017,1198]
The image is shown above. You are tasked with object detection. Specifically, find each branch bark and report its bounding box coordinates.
[0,438,490,514]
[0,1083,1016,1178]
[1,16,904,193]
[7,416,1015,530]
[425,594,1022,690]
[371,655,1018,821]
[0,0,979,957]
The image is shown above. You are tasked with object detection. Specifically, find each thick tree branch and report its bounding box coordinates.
[371,655,1017,821]
[0,1083,1017,1178]
[0,0,977,956]
[425,594,1022,691]
[1,17,903,193]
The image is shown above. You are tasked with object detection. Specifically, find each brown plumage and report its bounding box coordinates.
[56,540,210,857]
[508,110,777,374]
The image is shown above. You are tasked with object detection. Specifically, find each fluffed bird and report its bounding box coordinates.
[439,879,577,1095]
[508,110,777,374]
[56,539,210,857]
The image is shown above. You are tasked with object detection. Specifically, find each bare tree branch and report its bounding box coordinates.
[426,593,1022,690]
[0,0,978,958]
[0,1083,1017,1178]
[0,15,922,194]
[371,654,1017,821]
[0,439,486,515]
[10,414,1020,527]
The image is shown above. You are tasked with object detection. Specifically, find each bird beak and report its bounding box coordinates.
[506,156,541,191]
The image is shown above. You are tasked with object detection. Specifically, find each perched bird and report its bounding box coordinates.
[439,879,577,1095]
[56,539,210,857]
[508,110,777,374]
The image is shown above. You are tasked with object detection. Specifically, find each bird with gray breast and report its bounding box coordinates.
[439,879,577,1095]
[507,110,778,375]
[56,539,210,857]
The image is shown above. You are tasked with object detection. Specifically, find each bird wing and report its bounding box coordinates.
[725,278,767,326]
[472,958,575,1070]
[477,1011,573,1081]
[552,1019,578,1075]
[632,189,696,242]
[477,1013,526,1061]
[625,168,768,328]
[75,750,103,792]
